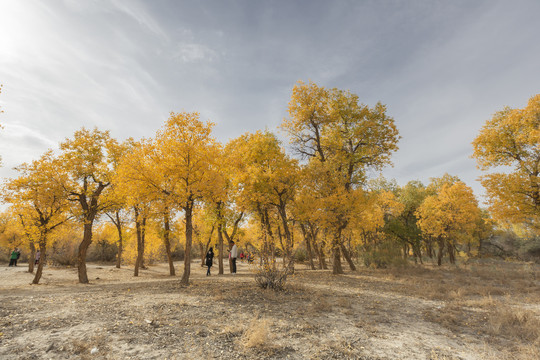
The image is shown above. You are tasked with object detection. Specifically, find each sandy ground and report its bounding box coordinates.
[0,260,539,360]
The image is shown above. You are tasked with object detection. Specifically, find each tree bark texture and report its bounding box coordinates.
[77,221,94,284]
[163,211,175,276]
[180,203,193,285]
[32,239,47,284]
[340,243,356,271]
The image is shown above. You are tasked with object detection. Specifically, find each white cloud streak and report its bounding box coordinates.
[0,0,539,200]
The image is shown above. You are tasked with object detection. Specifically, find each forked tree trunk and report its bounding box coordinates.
[180,204,193,286]
[314,243,327,270]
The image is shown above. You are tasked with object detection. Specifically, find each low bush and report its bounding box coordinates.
[362,241,407,269]
[294,248,307,263]
[254,265,289,291]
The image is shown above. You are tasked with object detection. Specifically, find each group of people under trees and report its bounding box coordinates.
[204,240,255,276]
[7,248,40,267]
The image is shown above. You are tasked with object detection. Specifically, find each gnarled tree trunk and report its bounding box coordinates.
[78,220,95,284]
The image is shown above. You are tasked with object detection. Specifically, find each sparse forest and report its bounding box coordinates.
[1,83,539,359]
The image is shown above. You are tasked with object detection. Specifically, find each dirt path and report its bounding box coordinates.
[0,261,538,359]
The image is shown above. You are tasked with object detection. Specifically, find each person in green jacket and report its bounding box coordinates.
[9,248,20,267]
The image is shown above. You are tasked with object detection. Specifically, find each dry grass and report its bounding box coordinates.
[1,259,539,359]
[241,318,273,349]
[309,297,333,313]
[488,307,540,344]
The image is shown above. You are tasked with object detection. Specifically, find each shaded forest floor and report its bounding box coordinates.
[0,259,539,359]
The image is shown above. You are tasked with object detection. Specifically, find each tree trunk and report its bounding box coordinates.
[32,239,46,284]
[306,236,316,270]
[200,242,205,267]
[427,238,434,259]
[134,219,142,277]
[412,243,423,265]
[301,224,316,270]
[115,212,123,269]
[314,243,327,270]
[478,237,484,254]
[340,243,356,271]
[77,220,94,284]
[403,244,409,259]
[437,237,444,266]
[331,226,344,274]
[180,203,193,286]
[218,226,224,275]
[163,211,175,276]
[447,240,456,264]
[277,204,294,273]
[134,208,146,277]
[28,241,35,274]
[332,244,344,274]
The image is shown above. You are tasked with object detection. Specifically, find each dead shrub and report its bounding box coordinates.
[255,265,289,291]
[242,318,273,349]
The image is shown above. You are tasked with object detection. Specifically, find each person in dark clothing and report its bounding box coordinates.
[205,247,214,276]
[229,241,237,274]
[9,248,20,267]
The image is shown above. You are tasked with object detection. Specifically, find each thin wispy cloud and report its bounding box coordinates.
[0,0,539,198]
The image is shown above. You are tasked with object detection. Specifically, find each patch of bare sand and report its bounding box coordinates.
[0,260,538,359]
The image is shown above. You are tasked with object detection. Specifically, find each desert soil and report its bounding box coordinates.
[0,260,539,360]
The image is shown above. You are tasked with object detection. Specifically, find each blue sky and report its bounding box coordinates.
[1,0,539,201]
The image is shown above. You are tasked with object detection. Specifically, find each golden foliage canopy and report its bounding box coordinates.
[472,94,540,229]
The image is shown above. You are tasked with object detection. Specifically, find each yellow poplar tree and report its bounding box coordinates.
[103,138,135,269]
[120,112,219,285]
[416,181,481,265]
[282,81,400,274]
[55,127,119,283]
[115,139,165,276]
[472,94,540,231]
[229,131,299,270]
[2,151,71,283]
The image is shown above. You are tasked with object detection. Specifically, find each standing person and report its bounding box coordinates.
[205,247,214,276]
[9,248,18,267]
[229,241,238,274]
[35,250,41,265]
[15,248,21,266]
